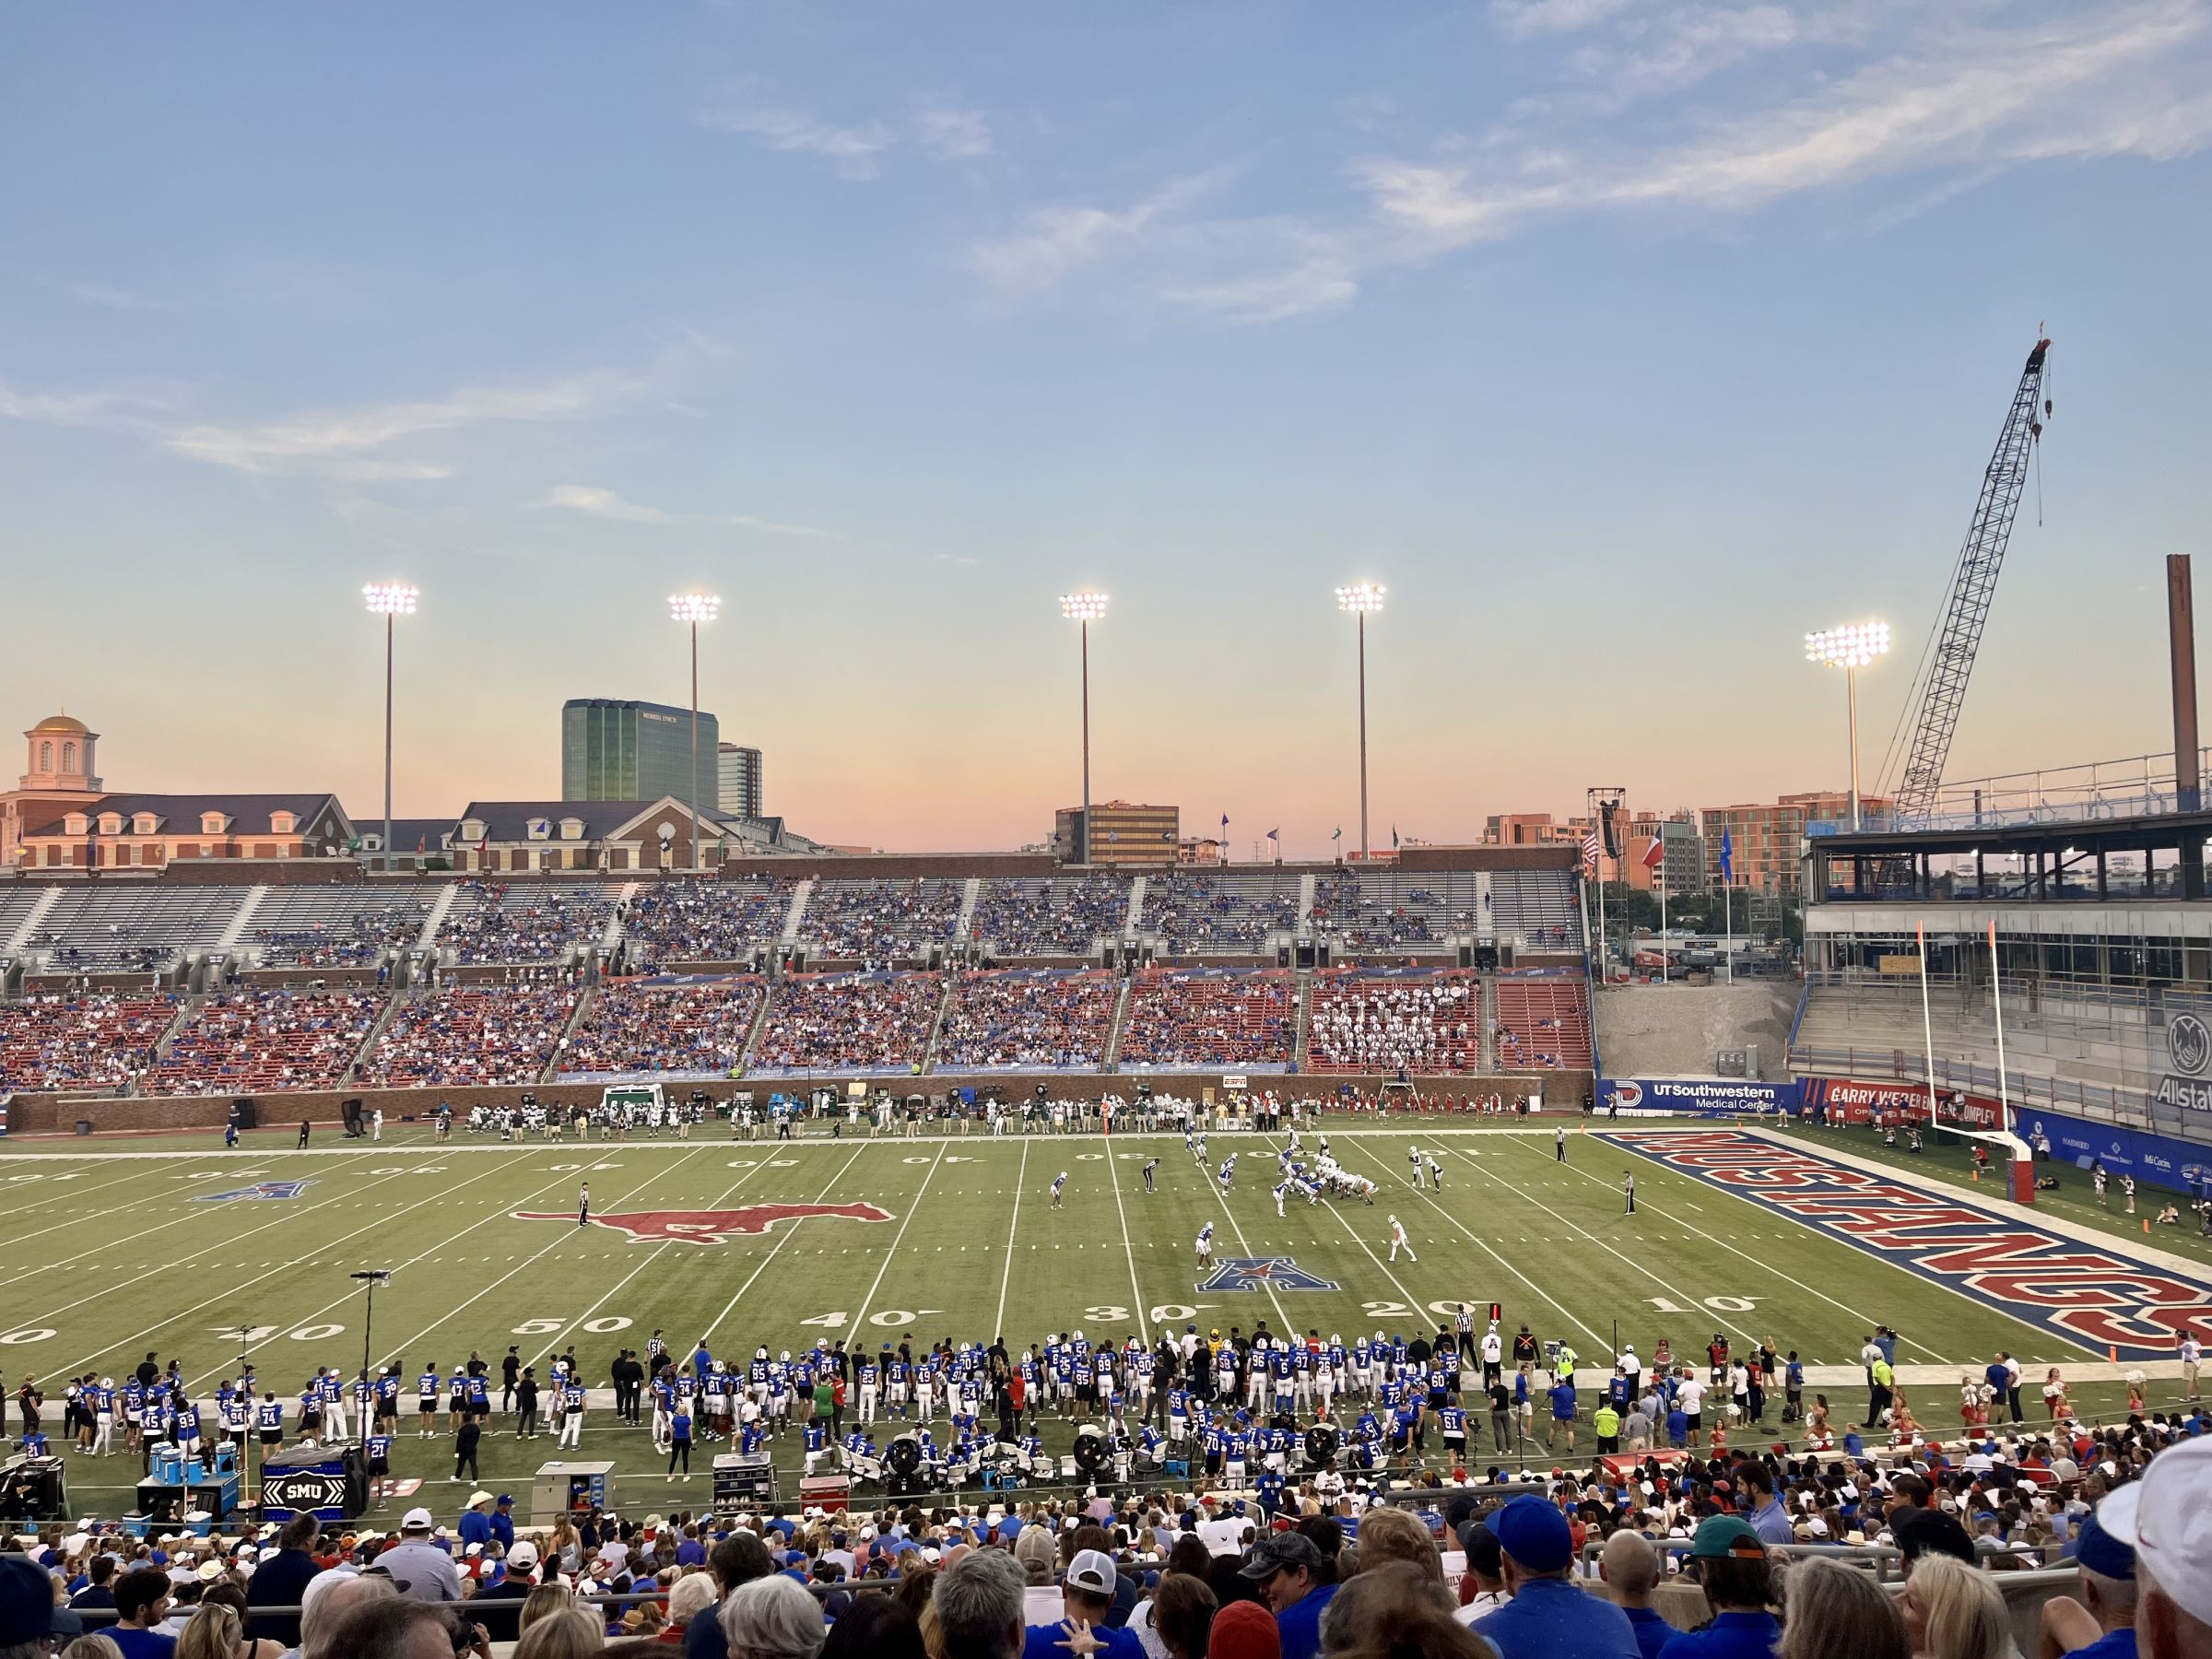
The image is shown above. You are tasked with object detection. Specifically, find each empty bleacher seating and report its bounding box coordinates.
[559,976,765,1077]
[1140,871,1300,954]
[1118,968,1294,1070]
[1306,968,1482,1074]
[250,885,432,967]
[621,876,796,966]
[354,983,580,1087]
[435,881,621,965]
[1490,870,1582,950]
[0,993,177,1090]
[29,886,248,972]
[1493,977,1594,1069]
[935,970,1119,1069]
[969,875,1129,957]
[152,989,381,1093]
[748,971,941,1073]
[802,879,964,959]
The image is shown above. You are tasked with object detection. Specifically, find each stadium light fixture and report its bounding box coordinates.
[669,594,721,872]
[362,583,419,874]
[1059,594,1108,864]
[1336,583,1386,859]
[1806,619,1889,832]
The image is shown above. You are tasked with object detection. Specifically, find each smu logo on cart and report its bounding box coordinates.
[1198,1257,1339,1293]
[196,1181,311,1202]
[514,1203,894,1242]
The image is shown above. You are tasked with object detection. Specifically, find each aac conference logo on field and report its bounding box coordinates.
[195,1181,312,1203]
[1196,1257,1340,1294]
[512,1203,894,1243]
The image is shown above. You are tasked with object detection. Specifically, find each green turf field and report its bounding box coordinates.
[0,1119,2176,1521]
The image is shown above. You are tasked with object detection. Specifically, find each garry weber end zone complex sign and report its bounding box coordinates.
[1601,1128,2212,1355]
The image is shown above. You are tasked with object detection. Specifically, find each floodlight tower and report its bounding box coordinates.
[1335,582,1386,860]
[1059,592,1108,865]
[1806,621,1891,831]
[669,593,721,870]
[361,583,418,874]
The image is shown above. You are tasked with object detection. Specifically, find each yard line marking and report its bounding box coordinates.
[852,1141,948,1334]
[39,1153,544,1377]
[693,1143,873,1351]
[1105,1140,1149,1345]
[994,1140,1030,1339]
[1557,1135,1959,1365]
[378,1140,727,1372]
[1340,1137,1605,1346]
[1206,1180,1292,1333]
[181,1155,598,1389]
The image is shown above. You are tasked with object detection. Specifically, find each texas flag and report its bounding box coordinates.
[1641,840,1665,871]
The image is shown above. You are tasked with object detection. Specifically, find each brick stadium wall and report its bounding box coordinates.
[7,1069,1592,1135]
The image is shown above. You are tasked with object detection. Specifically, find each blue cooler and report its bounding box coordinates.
[183,1511,213,1536]
[151,1448,182,1484]
[122,1513,151,1538]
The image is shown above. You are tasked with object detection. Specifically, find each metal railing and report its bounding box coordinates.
[1786,1041,2158,1128]
[1899,748,2212,830]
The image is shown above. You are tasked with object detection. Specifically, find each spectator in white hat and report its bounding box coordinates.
[2108,1438,2212,1659]
[379,1509,463,1604]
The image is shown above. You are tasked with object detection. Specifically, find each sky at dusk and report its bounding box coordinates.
[4,4,2209,857]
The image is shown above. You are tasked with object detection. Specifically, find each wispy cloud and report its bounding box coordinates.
[700,92,993,179]
[537,484,829,539]
[0,379,181,429]
[161,377,608,475]
[973,0,2212,324]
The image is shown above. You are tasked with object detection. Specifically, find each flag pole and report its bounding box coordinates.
[1918,921,1940,1128]
[1724,876,1734,984]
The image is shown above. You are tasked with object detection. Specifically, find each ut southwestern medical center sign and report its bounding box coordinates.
[1602,1077,1800,1115]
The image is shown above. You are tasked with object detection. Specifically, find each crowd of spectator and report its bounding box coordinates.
[622,877,796,969]
[1307,876,1453,952]
[1143,874,1300,953]
[559,977,766,1078]
[805,881,964,961]
[438,883,620,966]
[934,971,1120,1070]
[971,875,1129,956]
[1119,970,1294,1070]
[0,993,175,1091]
[1306,971,1481,1075]
[150,990,381,1094]
[354,984,581,1087]
[747,972,941,1073]
[252,902,432,969]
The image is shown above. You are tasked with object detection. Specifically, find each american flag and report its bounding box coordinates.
[1582,831,1602,869]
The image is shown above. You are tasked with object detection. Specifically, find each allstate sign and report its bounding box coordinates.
[1602,1077,1801,1116]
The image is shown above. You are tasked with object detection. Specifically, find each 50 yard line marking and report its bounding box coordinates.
[994,1139,1030,1338]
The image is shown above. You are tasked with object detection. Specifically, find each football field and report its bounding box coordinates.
[1,1116,2200,1521]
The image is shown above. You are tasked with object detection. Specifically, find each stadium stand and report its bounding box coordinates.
[802,878,963,959]
[353,983,581,1087]
[934,969,1120,1069]
[27,885,247,971]
[559,975,765,1078]
[1118,967,1294,1069]
[1305,967,1482,1074]
[747,971,941,1073]
[1491,868,1583,949]
[1306,871,1470,951]
[248,884,433,967]
[1494,976,1594,1069]
[620,875,796,966]
[1139,869,1300,953]
[151,988,381,1093]
[435,881,622,965]
[0,886,45,948]
[968,874,1128,956]
[0,992,177,1090]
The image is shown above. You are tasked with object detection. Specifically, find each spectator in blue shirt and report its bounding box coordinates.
[1659,1517,1780,1659]
[105,1569,180,1659]
[1240,1530,1338,1659]
[1473,1496,1641,1659]
[489,1494,516,1549]
[1023,1549,1144,1659]
[1599,1531,1676,1659]
[2036,1493,2140,1659]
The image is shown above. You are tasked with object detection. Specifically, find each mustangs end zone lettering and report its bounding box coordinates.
[1602,1129,2212,1355]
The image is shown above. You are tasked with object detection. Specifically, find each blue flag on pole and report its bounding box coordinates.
[1720,828,1734,885]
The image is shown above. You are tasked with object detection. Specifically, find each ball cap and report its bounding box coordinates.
[1238,1531,1327,1580]
[1688,1516,1766,1559]
[1488,1495,1573,1574]
[2073,1488,2136,1583]
[1066,1548,1117,1596]
[2107,1441,2212,1624]
[0,1555,58,1638]
[401,1508,434,1530]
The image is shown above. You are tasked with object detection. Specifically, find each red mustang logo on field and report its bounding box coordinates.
[513,1203,894,1243]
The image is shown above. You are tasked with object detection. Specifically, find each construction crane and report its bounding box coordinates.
[1884,334,2053,825]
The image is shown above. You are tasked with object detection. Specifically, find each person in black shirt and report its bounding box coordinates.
[500,1348,521,1413]
[454,1417,481,1482]
[515,1370,540,1440]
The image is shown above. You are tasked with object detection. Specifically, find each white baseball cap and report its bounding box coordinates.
[510,1541,540,1570]
[2108,1441,2212,1626]
[1066,1548,1117,1596]
[401,1508,434,1530]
